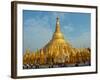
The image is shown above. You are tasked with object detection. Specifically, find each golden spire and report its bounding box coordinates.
[52,16,64,40]
[55,16,60,32]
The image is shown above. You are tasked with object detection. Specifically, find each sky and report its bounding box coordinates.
[23,10,91,52]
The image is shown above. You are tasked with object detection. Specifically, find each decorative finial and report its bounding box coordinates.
[57,16,59,21]
[55,16,60,33]
[53,17,64,40]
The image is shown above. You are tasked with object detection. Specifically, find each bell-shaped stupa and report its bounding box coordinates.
[42,17,76,63]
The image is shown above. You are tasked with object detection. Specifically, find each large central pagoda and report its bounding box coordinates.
[42,17,76,64]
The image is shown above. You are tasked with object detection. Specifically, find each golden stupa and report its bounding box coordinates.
[23,17,91,68]
[42,17,76,64]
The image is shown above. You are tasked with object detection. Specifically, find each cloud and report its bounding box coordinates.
[63,24,74,32]
[23,16,53,52]
[51,12,67,19]
[70,31,90,48]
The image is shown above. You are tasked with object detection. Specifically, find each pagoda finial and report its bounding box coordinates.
[55,16,60,32]
[57,16,59,21]
[52,17,64,40]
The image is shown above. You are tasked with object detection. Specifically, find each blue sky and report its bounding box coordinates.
[23,10,91,52]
